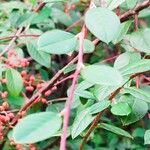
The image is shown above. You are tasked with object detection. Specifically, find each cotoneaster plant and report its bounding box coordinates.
[0,0,150,150]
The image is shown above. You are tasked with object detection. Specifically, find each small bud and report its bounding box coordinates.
[21,70,27,76]
[26,86,34,92]
[1,91,8,99]
[41,98,47,104]
[29,75,35,82]
[1,78,7,84]
[8,113,14,119]
[2,102,9,110]
[36,84,42,89]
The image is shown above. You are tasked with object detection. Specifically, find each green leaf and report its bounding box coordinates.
[38,30,77,54]
[125,0,138,9]
[6,69,23,97]
[121,59,150,76]
[144,130,150,145]
[99,123,133,138]
[75,39,95,53]
[7,95,25,107]
[125,28,150,53]
[85,7,120,44]
[93,85,119,101]
[75,90,95,99]
[27,42,51,68]
[51,8,72,26]
[121,99,148,125]
[114,52,141,70]
[71,109,94,139]
[89,100,110,115]
[111,102,132,116]
[124,87,150,103]
[133,128,145,138]
[139,8,150,18]
[113,21,132,44]
[13,112,62,144]
[63,64,76,74]
[108,0,125,10]
[81,65,123,86]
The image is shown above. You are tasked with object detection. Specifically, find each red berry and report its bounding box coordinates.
[26,86,34,92]
[29,75,35,82]
[41,98,47,104]
[8,113,14,119]
[1,91,8,99]
[36,83,42,89]
[21,70,27,76]
[0,106,4,111]
[2,102,9,110]
[1,78,7,84]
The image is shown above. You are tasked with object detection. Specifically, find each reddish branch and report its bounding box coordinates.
[60,25,86,150]
[34,2,46,13]
[60,1,97,149]
[0,27,24,57]
[0,34,40,41]
[120,0,150,22]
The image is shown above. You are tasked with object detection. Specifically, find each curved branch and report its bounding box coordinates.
[120,0,150,22]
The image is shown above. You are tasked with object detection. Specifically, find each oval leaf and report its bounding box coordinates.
[85,7,120,44]
[38,29,77,54]
[13,112,62,144]
[81,65,123,86]
[124,87,150,103]
[27,42,51,68]
[108,0,125,10]
[125,28,150,53]
[99,123,133,139]
[111,102,132,116]
[71,109,94,139]
[121,99,148,125]
[75,39,95,53]
[89,100,110,115]
[5,69,23,96]
[121,59,150,76]
[144,130,150,145]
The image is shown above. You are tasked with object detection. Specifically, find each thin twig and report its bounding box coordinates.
[120,0,150,22]
[11,56,78,125]
[60,25,86,150]
[0,34,40,41]
[0,27,24,57]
